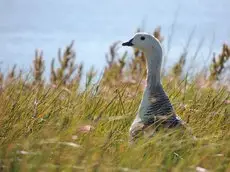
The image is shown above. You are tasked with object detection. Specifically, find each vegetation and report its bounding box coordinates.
[0,28,230,172]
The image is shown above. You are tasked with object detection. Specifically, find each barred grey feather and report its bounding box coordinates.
[141,83,182,127]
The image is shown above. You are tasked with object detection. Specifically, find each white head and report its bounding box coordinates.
[122,32,163,86]
[122,32,162,54]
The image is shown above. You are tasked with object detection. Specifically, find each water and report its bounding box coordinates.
[0,0,230,74]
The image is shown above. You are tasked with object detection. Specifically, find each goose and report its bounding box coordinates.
[122,32,184,142]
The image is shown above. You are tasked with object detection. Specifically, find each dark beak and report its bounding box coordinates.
[122,38,134,46]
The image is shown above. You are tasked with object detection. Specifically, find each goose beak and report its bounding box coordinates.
[122,38,134,46]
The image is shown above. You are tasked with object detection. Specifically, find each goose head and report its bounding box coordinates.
[122,32,162,53]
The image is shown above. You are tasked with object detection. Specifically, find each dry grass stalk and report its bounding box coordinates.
[70,63,83,88]
[50,41,78,86]
[33,49,45,85]
[0,71,3,91]
[105,41,120,68]
[5,65,17,84]
[171,51,187,78]
[86,66,96,88]
[102,42,127,86]
[209,43,230,81]
[153,26,164,43]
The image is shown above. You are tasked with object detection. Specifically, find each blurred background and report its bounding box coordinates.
[0,0,229,74]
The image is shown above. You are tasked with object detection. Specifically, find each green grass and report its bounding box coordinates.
[0,76,229,172]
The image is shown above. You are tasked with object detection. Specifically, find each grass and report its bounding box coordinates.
[0,28,230,172]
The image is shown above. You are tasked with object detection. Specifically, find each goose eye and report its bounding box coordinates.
[140,36,145,41]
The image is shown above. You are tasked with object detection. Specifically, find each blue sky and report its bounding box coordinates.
[0,0,229,74]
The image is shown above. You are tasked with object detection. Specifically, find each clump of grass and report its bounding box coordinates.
[0,27,230,171]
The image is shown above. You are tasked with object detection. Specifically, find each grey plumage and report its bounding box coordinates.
[129,82,183,141]
[146,84,174,118]
[144,83,181,126]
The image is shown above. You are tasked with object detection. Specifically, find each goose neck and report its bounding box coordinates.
[145,49,162,90]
